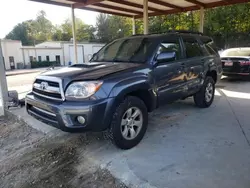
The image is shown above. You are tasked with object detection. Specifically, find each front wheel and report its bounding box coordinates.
[194,76,215,108]
[107,96,148,150]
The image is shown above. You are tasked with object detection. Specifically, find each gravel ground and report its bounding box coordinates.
[0,115,127,188]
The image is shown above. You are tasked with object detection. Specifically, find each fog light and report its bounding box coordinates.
[77,116,86,124]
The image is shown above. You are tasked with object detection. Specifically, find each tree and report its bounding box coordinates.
[31,10,53,43]
[96,14,110,42]
[5,21,34,45]
[96,14,133,43]
[5,10,53,45]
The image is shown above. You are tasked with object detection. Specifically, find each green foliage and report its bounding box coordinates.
[5,22,34,45]
[5,3,250,48]
[96,14,133,43]
[30,61,60,68]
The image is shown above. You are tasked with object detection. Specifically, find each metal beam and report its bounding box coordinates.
[73,0,103,8]
[71,5,78,64]
[0,40,8,116]
[185,0,206,7]
[93,3,142,15]
[149,0,183,10]
[81,6,134,17]
[143,0,148,34]
[107,0,165,14]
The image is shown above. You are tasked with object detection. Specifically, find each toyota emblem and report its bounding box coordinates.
[40,82,49,90]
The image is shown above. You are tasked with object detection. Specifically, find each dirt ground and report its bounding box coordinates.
[0,115,127,188]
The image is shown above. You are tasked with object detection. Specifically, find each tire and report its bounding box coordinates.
[106,96,148,150]
[194,76,215,108]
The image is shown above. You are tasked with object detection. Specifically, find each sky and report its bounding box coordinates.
[0,0,98,38]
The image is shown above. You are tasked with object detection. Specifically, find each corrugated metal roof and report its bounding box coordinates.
[29,0,250,18]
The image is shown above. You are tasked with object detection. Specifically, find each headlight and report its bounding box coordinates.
[65,81,103,99]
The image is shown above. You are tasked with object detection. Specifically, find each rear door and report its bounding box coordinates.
[153,36,188,104]
[181,35,204,94]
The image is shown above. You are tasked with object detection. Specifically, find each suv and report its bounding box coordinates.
[26,31,222,149]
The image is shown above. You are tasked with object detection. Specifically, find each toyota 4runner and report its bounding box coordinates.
[26,31,222,149]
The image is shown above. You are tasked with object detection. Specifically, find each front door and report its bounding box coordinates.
[153,37,187,104]
[9,56,15,70]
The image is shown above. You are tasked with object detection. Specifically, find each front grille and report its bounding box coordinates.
[33,88,62,99]
[35,79,59,87]
[32,77,64,101]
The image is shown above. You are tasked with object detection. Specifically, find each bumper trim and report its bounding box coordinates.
[32,106,56,117]
[28,108,58,125]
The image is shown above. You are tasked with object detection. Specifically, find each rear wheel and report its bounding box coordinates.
[106,96,148,150]
[194,76,215,108]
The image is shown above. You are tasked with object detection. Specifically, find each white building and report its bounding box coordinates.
[1,40,105,70]
[1,40,23,70]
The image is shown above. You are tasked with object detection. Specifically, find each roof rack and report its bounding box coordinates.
[167,30,204,35]
[131,30,203,37]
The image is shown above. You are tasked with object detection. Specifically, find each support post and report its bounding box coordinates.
[143,0,148,34]
[132,16,136,35]
[199,7,204,33]
[71,4,78,64]
[0,40,8,116]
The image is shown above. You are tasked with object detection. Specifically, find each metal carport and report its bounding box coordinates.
[29,0,250,63]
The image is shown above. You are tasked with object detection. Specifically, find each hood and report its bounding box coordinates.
[41,62,142,81]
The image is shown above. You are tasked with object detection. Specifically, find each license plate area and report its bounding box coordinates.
[224,61,233,66]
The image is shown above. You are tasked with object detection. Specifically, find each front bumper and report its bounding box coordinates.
[25,93,116,132]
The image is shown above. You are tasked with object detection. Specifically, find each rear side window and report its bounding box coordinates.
[156,38,182,60]
[200,37,218,55]
[182,37,203,58]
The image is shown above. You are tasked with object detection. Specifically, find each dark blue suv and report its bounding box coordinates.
[26,31,222,149]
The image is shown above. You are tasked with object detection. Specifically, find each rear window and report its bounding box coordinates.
[182,36,203,58]
[200,37,218,55]
[221,48,250,57]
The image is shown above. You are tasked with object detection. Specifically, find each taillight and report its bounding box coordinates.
[239,61,250,66]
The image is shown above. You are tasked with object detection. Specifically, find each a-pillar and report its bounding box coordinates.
[71,4,78,64]
[0,40,8,116]
[143,0,149,34]
[199,7,205,33]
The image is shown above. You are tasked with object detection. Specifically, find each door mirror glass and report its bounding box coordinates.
[156,51,176,63]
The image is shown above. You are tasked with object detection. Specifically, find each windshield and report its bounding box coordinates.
[221,48,250,57]
[91,37,155,63]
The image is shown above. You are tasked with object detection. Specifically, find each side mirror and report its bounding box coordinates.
[156,51,176,63]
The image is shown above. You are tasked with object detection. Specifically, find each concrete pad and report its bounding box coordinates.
[8,79,250,188]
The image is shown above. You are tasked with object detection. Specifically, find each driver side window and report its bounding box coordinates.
[157,39,181,60]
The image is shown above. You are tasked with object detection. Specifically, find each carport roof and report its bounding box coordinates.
[30,0,250,18]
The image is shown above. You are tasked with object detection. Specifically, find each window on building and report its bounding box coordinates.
[38,56,42,62]
[46,56,50,62]
[183,37,203,58]
[56,55,60,64]
[29,56,33,63]
[9,56,14,63]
